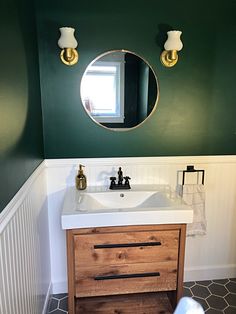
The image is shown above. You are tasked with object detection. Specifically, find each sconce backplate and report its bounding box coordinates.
[60,48,79,66]
[160,50,178,68]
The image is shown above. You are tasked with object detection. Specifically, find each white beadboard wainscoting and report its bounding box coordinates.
[0,162,51,314]
[45,156,236,293]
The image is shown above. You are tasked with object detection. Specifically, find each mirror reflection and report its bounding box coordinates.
[80,50,159,130]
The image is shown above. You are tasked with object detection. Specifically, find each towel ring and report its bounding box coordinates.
[182,165,205,186]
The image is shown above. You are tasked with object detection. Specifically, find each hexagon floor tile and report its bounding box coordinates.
[47,278,236,313]
[183,278,236,313]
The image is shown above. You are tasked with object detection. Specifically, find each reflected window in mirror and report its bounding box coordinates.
[81,53,125,123]
[80,50,159,131]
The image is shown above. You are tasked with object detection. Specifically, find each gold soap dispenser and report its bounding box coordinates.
[76,164,87,190]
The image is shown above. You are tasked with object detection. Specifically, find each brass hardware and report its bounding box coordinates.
[60,48,79,66]
[160,30,183,68]
[160,49,178,68]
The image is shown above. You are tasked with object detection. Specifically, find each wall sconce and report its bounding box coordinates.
[160,30,183,67]
[58,27,78,66]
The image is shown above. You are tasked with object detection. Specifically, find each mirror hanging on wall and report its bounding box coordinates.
[80,50,159,131]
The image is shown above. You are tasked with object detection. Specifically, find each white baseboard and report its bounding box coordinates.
[52,281,68,294]
[42,282,52,314]
[184,264,236,282]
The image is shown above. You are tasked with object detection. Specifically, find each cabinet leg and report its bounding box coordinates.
[67,230,75,314]
[68,295,75,314]
[176,224,186,302]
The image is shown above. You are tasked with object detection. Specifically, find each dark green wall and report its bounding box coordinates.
[0,0,44,212]
[36,0,236,158]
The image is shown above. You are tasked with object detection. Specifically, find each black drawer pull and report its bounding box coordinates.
[94,272,160,281]
[94,242,161,249]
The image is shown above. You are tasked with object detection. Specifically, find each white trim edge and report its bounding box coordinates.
[45,155,236,168]
[42,282,52,314]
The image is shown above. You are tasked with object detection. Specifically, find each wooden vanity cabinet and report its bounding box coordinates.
[66,224,186,314]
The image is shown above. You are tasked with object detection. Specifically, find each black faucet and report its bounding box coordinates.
[109,167,131,190]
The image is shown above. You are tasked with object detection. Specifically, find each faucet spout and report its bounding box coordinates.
[118,167,123,185]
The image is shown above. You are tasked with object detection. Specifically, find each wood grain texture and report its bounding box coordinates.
[67,224,186,313]
[71,224,183,235]
[74,230,179,267]
[76,292,173,314]
[67,230,75,314]
[75,261,177,297]
[176,224,186,301]
[167,224,186,309]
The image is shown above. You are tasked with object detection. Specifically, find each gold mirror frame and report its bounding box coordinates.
[80,49,159,131]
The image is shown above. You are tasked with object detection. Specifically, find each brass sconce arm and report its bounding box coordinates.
[160,49,178,67]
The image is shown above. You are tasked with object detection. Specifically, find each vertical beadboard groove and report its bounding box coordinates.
[12,216,21,314]
[25,197,32,312]
[21,202,29,313]
[0,234,6,314]
[16,210,25,314]
[29,195,36,314]
[27,195,35,314]
[7,224,17,314]
[10,219,17,313]
[0,163,49,314]
[4,229,11,313]
[0,247,4,313]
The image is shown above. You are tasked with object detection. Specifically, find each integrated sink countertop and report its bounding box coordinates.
[61,185,193,229]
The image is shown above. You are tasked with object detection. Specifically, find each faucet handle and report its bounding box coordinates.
[124,176,131,180]
[109,176,116,189]
[124,176,131,187]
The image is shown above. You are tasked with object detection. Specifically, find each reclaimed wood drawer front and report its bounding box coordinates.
[75,261,177,297]
[74,230,179,267]
[76,292,173,314]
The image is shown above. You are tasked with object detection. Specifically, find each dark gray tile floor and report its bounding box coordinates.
[47,293,68,313]
[47,278,236,313]
[184,278,236,313]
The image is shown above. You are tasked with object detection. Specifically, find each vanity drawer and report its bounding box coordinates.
[75,261,177,297]
[74,230,179,267]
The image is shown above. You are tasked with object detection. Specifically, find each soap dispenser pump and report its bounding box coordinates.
[76,164,87,190]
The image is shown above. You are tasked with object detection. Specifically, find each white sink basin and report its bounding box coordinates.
[61,185,193,229]
[77,190,173,211]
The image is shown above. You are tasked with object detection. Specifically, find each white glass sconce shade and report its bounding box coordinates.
[161,30,183,67]
[58,27,78,49]
[164,31,183,51]
[58,27,78,66]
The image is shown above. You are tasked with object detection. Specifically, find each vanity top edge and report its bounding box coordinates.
[61,210,193,230]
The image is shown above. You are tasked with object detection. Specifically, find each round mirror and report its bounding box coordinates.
[80,50,159,131]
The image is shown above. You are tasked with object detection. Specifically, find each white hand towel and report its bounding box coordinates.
[174,297,204,314]
[180,184,207,236]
